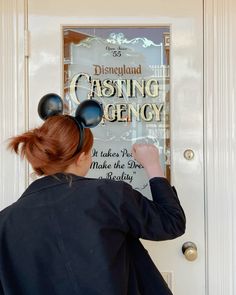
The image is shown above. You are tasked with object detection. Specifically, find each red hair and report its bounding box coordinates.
[8,115,93,176]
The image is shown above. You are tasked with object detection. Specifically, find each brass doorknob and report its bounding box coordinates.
[182,242,198,261]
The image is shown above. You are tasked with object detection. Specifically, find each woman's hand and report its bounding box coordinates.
[131,143,165,179]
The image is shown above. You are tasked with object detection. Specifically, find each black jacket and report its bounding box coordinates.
[0,173,186,295]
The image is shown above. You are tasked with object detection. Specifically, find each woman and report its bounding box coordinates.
[0,114,186,295]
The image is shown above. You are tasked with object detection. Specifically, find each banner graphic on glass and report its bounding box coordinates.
[63,27,170,195]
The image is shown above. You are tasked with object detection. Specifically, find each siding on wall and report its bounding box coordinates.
[204,0,236,294]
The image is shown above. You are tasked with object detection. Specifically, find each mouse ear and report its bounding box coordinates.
[75,99,103,128]
[38,93,63,120]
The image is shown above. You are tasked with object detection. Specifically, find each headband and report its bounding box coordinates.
[38,93,103,153]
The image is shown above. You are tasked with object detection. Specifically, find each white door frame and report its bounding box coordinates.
[204,0,236,293]
[0,0,28,207]
[1,0,236,294]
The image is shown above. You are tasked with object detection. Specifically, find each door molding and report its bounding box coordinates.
[204,0,236,294]
[0,0,28,209]
[1,0,236,294]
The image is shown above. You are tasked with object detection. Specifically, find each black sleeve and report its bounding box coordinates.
[0,281,3,295]
[120,177,186,241]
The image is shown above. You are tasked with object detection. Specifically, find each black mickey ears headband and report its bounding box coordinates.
[38,93,103,154]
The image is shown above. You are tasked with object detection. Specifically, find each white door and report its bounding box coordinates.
[28,1,205,294]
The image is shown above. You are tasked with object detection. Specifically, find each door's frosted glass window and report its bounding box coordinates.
[63,27,170,195]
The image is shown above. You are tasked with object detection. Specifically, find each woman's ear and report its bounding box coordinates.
[75,152,86,166]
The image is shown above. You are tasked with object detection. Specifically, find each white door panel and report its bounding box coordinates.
[28,1,204,294]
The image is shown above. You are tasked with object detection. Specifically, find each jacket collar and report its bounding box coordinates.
[19,173,86,199]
